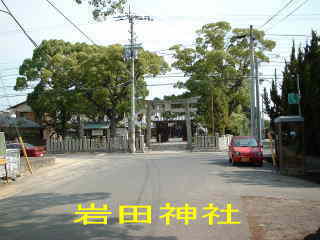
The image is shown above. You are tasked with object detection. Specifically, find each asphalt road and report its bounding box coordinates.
[0,151,319,240]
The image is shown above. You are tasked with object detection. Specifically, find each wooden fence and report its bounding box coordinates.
[193,136,216,149]
[193,134,233,151]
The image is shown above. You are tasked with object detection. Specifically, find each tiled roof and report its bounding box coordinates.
[0,115,42,128]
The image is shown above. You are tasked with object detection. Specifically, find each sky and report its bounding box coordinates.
[0,0,318,111]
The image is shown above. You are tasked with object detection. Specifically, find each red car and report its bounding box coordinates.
[6,143,46,157]
[228,136,263,167]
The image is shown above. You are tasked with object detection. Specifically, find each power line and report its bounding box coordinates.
[265,0,310,32]
[0,94,28,98]
[0,0,38,47]
[44,0,97,45]
[260,0,297,29]
[147,83,176,87]
[0,13,318,37]
[266,33,310,37]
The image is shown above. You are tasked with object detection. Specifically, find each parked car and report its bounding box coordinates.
[6,143,46,157]
[228,136,263,167]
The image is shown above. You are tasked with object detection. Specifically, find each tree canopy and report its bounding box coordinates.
[74,0,127,19]
[264,31,320,156]
[169,21,276,135]
[15,39,169,137]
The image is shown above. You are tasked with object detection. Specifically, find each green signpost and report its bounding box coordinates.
[288,93,300,104]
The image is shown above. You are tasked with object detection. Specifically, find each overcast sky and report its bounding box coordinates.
[0,0,318,110]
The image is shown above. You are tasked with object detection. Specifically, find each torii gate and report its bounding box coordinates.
[145,97,200,149]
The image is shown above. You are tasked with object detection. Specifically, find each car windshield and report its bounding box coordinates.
[24,143,34,148]
[6,144,21,149]
[6,143,34,149]
[233,138,258,147]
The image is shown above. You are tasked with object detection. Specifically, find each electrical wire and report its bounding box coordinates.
[0,14,317,37]
[266,33,310,37]
[259,0,297,29]
[44,0,97,45]
[265,0,310,32]
[0,0,38,47]
[0,74,26,141]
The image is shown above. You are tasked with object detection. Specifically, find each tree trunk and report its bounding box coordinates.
[77,115,84,138]
[109,115,117,138]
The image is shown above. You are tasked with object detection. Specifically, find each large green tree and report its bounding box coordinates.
[15,40,169,137]
[300,31,320,156]
[264,31,320,156]
[170,21,276,134]
[74,0,127,19]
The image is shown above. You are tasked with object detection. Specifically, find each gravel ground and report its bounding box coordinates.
[242,196,320,240]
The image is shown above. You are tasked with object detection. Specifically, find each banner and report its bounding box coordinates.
[0,132,6,165]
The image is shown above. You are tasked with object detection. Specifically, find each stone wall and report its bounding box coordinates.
[46,136,145,154]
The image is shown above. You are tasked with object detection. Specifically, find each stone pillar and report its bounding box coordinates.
[140,135,145,153]
[215,132,220,150]
[46,138,50,154]
[185,101,192,150]
[146,101,152,148]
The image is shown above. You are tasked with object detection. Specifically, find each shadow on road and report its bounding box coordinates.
[202,159,319,188]
[0,192,177,240]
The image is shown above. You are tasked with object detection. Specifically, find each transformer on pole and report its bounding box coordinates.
[115,6,153,153]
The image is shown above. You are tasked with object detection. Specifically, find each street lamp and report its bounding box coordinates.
[258,78,266,140]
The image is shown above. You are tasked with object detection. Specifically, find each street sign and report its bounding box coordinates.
[288,93,300,104]
[0,158,6,165]
[92,130,104,136]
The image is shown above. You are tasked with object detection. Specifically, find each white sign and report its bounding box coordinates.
[92,130,104,136]
[116,128,128,137]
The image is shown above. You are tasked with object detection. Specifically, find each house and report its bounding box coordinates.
[0,113,44,145]
[7,101,51,142]
[7,101,37,122]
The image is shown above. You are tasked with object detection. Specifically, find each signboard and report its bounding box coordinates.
[92,130,104,136]
[288,93,300,104]
[0,132,6,165]
[116,128,128,137]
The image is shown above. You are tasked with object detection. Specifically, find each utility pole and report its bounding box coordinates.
[116,6,153,153]
[297,74,302,116]
[260,93,264,138]
[255,58,261,143]
[249,25,256,137]
[129,10,136,153]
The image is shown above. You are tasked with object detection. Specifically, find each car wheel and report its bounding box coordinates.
[256,161,263,167]
[231,158,236,166]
